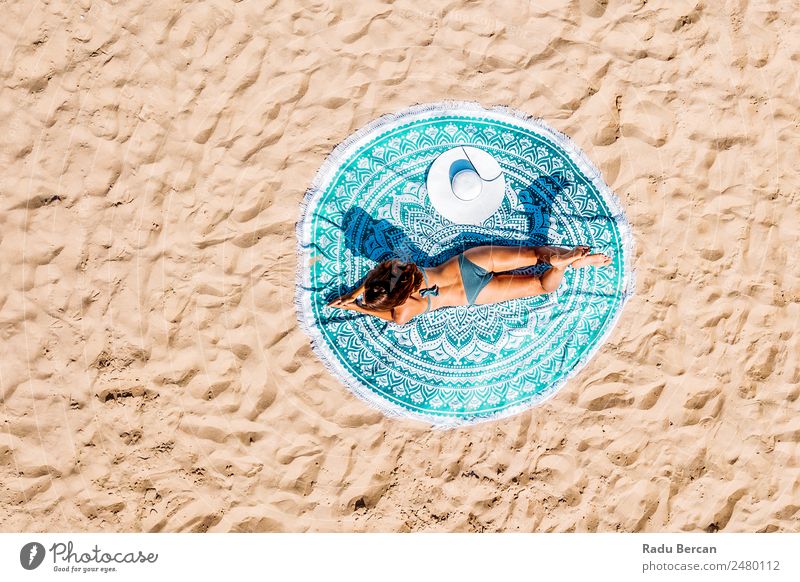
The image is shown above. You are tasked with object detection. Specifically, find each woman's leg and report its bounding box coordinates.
[539,265,567,293]
[462,245,589,273]
[474,259,574,304]
[473,272,549,304]
[472,251,610,304]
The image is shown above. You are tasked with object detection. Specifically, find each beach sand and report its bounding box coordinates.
[1,0,798,532]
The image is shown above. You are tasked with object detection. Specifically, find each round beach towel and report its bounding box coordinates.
[295,101,635,428]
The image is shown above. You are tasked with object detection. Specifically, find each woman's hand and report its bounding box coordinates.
[326,292,396,323]
[327,284,365,308]
[327,296,350,308]
[327,297,355,309]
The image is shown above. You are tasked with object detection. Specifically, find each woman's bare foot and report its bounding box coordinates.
[570,253,612,268]
[550,246,591,269]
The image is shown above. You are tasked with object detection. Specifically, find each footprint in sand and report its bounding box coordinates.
[579,0,608,18]
[619,98,675,148]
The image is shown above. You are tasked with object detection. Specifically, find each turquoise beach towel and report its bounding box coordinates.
[295,101,635,428]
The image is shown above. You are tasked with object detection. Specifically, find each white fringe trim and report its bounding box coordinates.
[294,100,636,429]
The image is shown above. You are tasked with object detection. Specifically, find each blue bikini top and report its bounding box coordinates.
[418,267,439,313]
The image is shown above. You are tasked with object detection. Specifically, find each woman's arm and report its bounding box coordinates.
[326,287,396,322]
[326,283,366,308]
[336,302,396,322]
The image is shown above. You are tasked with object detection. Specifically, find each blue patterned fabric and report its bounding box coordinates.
[295,102,634,428]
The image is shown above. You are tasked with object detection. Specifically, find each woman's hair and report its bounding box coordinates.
[360,259,424,311]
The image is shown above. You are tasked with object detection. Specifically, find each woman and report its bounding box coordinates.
[327,245,611,325]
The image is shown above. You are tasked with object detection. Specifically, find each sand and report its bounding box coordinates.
[1,0,798,533]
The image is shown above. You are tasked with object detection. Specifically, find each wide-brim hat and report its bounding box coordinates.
[426,146,506,225]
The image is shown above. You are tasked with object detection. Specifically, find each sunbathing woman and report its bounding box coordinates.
[327,245,611,325]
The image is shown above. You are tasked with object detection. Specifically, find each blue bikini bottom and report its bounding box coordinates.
[458,253,494,305]
[417,253,495,314]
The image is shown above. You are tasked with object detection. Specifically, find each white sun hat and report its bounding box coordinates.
[425,146,506,225]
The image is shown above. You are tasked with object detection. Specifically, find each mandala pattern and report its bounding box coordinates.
[295,102,635,427]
